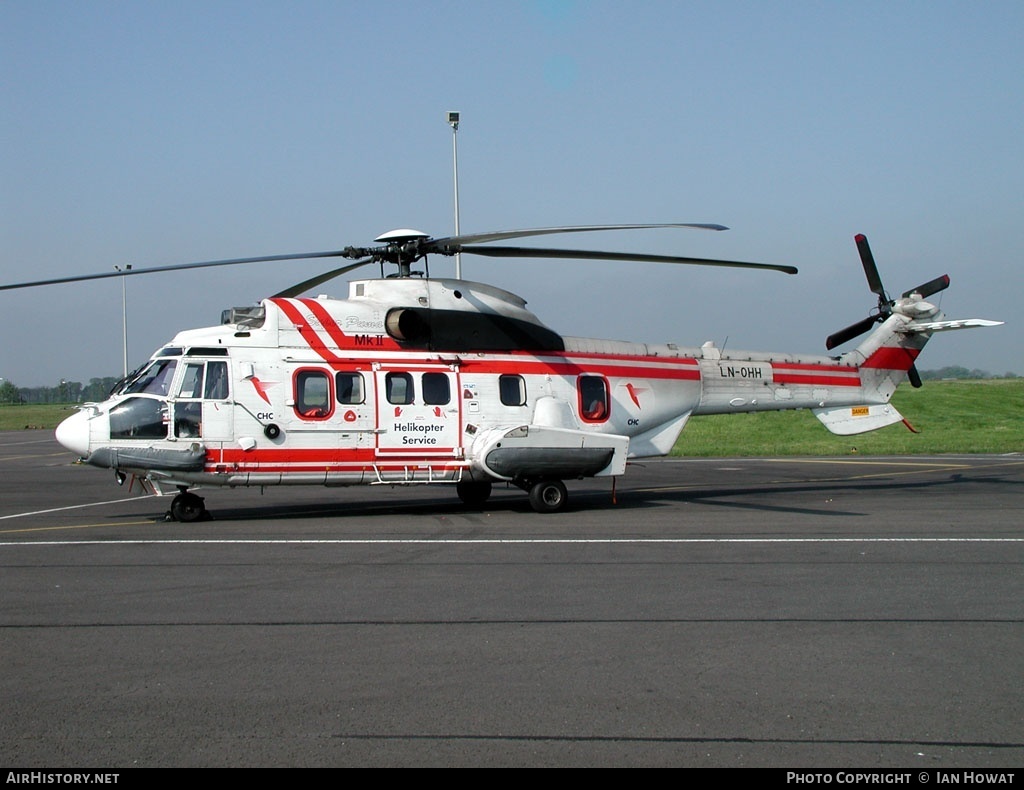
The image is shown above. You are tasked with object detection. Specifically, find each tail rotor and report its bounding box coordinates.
[825,234,950,388]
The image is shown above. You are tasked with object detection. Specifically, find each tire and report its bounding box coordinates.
[170,492,206,523]
[528,479,567,513]
[457,479,492,508]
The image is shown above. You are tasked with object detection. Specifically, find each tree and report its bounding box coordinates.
[0,379,22,404]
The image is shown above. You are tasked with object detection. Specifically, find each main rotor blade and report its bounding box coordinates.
[902,274,950,299]
[0,250,355,292]
[825,315,880,350]
[452,244,797,274]
[273,258,375,298]
[854,233,887,299]
[430,223,728,248]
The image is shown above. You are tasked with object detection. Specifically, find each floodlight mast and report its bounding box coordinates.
[114,264,132,376]
[448,110,462,279]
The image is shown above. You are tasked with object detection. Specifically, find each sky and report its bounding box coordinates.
[2,0,1021,387]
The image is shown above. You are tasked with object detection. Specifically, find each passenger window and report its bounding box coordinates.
[386,372,414,405]
[499,374,526,406]
[295,370,332,419]
[422,372,450,405]
[336,372,364,404]
[578,375,610,422]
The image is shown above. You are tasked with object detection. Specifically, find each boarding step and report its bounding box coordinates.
[370,464,465,485]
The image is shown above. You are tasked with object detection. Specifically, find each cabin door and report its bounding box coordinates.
[374,364,463,459]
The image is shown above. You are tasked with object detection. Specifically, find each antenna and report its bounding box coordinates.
[447,110,462,279]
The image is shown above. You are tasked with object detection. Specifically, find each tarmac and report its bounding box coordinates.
[2,429,1022,767]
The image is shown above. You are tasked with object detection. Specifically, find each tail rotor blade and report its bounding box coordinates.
[855,233,887,300]
[826,315,880,350]
[903,274,950,299]
[907,365,923,388]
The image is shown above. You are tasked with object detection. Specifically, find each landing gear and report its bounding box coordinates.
[527,479,568,513]
[169,490,208,523]
[457,479,492,508]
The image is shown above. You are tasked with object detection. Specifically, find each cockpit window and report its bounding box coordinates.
[124,359,178,396]
[110,397,168,439]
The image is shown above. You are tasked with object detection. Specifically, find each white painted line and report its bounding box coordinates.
[1,537,1022,547]
[0,496,157,521]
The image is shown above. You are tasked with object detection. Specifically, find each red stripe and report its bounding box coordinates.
[297,297,405,352]
[270,298,347,367]
[206,446,468,474]
[216,447,376,463]
[772,373,863,387]
[206,465,468,474]
[772,362,858,374]
[298,297,351,348]
[552,351,698,366]
[862,346,920,371]
[771,361,861,387]
[461,357,701,380]
[211,447,469,464]
[270,298,699,378]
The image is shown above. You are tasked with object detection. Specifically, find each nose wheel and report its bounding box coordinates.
[169,490,208,523]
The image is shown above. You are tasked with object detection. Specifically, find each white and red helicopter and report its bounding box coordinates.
[2,224,1001,520]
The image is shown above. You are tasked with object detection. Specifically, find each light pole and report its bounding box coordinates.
[114,264,132,376]
[447,111,462,279]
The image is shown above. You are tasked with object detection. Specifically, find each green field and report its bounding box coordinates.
[672,379,1022,456]
[1,379,1021,455]
[0,403,80,432]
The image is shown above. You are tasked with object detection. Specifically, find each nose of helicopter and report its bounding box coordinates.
[55,409,91,457]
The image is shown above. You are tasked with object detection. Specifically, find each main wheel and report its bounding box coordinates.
[170,491,206,523]
[528,479,567,513]
[457,479,492,508]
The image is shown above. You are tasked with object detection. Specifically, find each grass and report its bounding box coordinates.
[672,379,1023,456]
[2,380,1021,455]
[0,403,81,432]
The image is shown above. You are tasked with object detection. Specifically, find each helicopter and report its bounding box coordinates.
[1,224,1001,520]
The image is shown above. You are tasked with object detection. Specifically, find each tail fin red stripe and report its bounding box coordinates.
[861,346,920,371]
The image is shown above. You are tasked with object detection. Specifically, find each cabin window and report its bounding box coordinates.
[499,374,526,406]
[386,372,414,405]
[171,361,229,437]
[177,363,205,399]
[336,372,364,405]
[174,363,205,437]
[295,369,332,419]
[578,375,610,422]
[204,361,229,400]
[422,372,450,405]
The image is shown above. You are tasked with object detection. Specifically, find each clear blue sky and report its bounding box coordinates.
[3,0,1021,386]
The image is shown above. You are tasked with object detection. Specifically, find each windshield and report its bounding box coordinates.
[123,359,178,396]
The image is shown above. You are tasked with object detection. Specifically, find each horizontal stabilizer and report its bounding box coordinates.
[813,404,905,436]
[900,318,1003,335]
